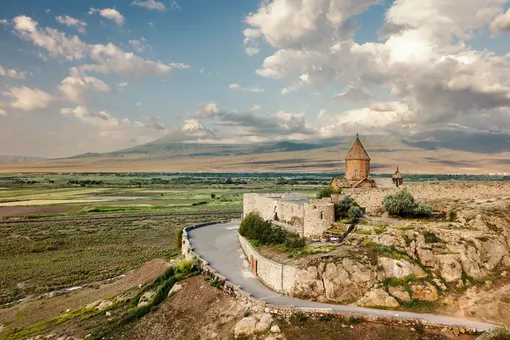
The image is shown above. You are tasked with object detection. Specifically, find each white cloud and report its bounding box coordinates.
[61,106,119,127]
[132,0,166,11]
[118,82,128,87]
[0,64,26,79]
[251,105,261,111]
[196,102,220,118]
[0,19,8,25]
[318,109,327,118]
[55,15,87,34]
[0,108,6,116]
[13,15,88,60]
[129,38,148,52]
[229,83,264,93]
[12,16,188,79]
[136,102,141,107]
[244,0,510,133]
[490,9,510,35]
[9,86,55,111]
[89,8,125,26]
[59,67,112,103]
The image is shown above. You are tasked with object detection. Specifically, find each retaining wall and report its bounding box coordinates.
[180,222,489,334]
[238,235,296,294]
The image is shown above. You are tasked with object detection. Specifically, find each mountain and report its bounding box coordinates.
[0,155,45,164]
[180,119,216,138]
[2,131,509,174]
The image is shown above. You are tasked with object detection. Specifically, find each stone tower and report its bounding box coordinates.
[345,134,371,182]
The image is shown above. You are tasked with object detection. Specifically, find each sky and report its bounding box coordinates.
[1,0,510,158]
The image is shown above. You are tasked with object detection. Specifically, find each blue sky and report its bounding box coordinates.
[1,0,510,157]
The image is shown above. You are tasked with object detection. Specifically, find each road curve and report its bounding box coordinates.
[187,222,495,331]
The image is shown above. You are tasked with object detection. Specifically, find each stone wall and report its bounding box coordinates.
[346,159,370,180]
[334,182,510,215]
[239,234,296,294]
[243,193,334,238]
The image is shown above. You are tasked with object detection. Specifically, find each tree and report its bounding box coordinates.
[383,189,432,218]
[347,205,362,222]
[335,196,355,219]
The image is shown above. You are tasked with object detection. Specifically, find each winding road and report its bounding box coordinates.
[187,222,496,331]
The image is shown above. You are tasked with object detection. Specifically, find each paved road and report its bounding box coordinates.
[187,222,496,331]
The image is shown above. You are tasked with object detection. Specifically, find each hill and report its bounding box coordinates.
[0,131,509,174]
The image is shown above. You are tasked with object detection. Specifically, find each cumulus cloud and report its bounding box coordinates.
[132,0,166,11]
[89,8,125,26]
[55,15,87,34]
[59,67,112,103]
[9,86,55,111]
[61,106,119,127]
[490,9,510,35]
[142,115,166,130]
[244,0,510,134]
[12,16,188,78]
[0,64,26,79]
[196,102,221,118]
[229,83,264,93]
[251,105,261,111]
[0,108,6,116]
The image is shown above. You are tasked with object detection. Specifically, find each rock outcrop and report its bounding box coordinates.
[358,289,399,308]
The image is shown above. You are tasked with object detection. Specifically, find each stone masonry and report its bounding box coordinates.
[243,193,335,238]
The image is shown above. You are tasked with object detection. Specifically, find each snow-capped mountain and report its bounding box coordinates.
[180,119,216,138]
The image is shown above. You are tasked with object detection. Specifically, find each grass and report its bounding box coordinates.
[362,240,410,262]
[423,231,442,243]
[0,212,234,305]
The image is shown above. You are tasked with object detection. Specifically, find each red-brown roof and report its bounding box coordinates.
[345,135,370,161]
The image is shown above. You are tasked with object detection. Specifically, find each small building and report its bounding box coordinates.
[392,166,403,187]
[330,134,376,189]
[243,193,335,239]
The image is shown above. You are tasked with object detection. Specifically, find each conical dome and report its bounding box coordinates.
[345,135,370,161]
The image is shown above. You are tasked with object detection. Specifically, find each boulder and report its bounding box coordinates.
[96,300,113,311]
[388,286,411,302]
[460,246,486,280]
[502,256,510,269]
[320,259,375,302]
[437,256,463,283]
[235,313,274,336]
[416,247,437,267]
[377,257,427,279]
[234,316,257,336]
[254,313,274,333]
[293,266,326,300]
[270,325,281,333]
[169,283,183,296]
[357,289,399,308]
[137,291,155,307]
[410,283,439,301]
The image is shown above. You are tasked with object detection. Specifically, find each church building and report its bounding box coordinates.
[330,134,377,189]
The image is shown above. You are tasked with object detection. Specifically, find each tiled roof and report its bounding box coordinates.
[345,135,370,161]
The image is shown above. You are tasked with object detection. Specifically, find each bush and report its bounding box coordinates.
[239,212,305,249]
[316,186,342,199]
[211,193,216,199]
[175,228,183,250]
[347,206,362,222]
[383,189,432,218]
[334,196,362,222]
[478,326,510,340]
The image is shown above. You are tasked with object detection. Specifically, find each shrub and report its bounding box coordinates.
[316,186,342,199]
[478,326,510,340]
[347,206,362,222]
[383,189,432,218]
[239,212,303,249]
[348,316,361,324]
[175,228,183,250]
[423,231,442,243]
[211,193,216,199]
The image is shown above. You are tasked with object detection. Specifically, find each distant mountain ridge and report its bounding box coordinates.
[0,155,45,164]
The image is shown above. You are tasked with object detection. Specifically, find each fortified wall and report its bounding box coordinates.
[335,182,510,215]
[243,193,334,238]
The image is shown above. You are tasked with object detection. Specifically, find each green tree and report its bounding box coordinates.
[347,205,362,222]
[383,189,432,218]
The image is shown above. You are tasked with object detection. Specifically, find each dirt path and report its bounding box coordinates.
[0,259,169,330]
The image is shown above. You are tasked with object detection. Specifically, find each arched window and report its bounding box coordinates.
[355,170,358,177]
